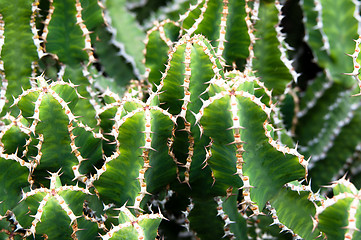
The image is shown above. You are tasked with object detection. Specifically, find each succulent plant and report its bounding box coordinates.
[1,0,361,239]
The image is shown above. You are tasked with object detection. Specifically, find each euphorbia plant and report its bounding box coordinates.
[1,0,361,239]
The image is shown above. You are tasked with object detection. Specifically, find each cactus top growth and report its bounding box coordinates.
[1,0,361,239]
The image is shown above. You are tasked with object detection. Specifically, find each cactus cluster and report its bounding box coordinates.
[1,0,361,239]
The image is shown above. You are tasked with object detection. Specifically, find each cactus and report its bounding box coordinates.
[1,0,361,239]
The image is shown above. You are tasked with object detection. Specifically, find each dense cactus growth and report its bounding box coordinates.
[1,0,361,239]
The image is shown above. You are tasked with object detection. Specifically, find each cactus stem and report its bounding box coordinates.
[41,1,54,50]
[181,198,194,231]
[21,170,93,237]
[265,203,290,230]
[264,120,308,172]
[215,0,229,65]
[101,0,143,80]
[75,0,96,64]
[313,0,331,54]
[101,205,164,240]
[274,0,300,83]
[30,0,44,58]
[245,0,259,71]
[215,196,236,239]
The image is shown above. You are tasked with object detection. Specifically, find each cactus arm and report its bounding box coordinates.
[80,0,104,34]
[308,106,361,187]
[0,113,35,160]
[144,20,180,88]
[93,27,136,93]
[222,0,250,69]
[102,0,146,78]
[83,0,137,93]
[183,192,247,239]
[41,0,99,127]
[44,0,88,65]
[313,177,361,239]
[33,93,78,179]
[158,34,224,120]
[93,110,146,207]
[252,0,294,95]
[13,172,97,239]
[182,0,222,43]
[14,79,102,185]
[158,34,225,192]
[217,192,248,240]
[179,0,250,68]
[31,198,75,238]
[17,89,77,184]
[274,0,301,82]
[178,0,205,35]
[0,0,38,114]
[97,89,143,157]
[101,205,163,240]
[318,197,354,239]
[269,185,320,239]
[144,109,177,195]
[75,0,96,64]
[320,0,358,83]
[139,216,163,240]
[295,76,361,187]
[199,71,307,212]
[297,84,359,157]
[300,0,331,66]
[301,0,358,87]
[187,198,225,239]
[185,36,222,115]
[94,101,175,209]
[0,155,30,216]
[16,88,41,120]
[197,94,243,193]
[158,39,186,115]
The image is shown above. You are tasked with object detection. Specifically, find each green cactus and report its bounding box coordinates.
[1,0,361,239]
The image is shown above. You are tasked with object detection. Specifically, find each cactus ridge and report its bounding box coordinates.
[314,176,361,239]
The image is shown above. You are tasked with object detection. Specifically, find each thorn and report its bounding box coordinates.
[248,212,265,218]
[183,180,192,190]
[311,215,318,232]
[226,125,245,130]
[210,179,216,188]
[294,142,299,151]
[139,146,157,152]
[343,72,357,76]
[351,92,361,97]
[239,185,255,189]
